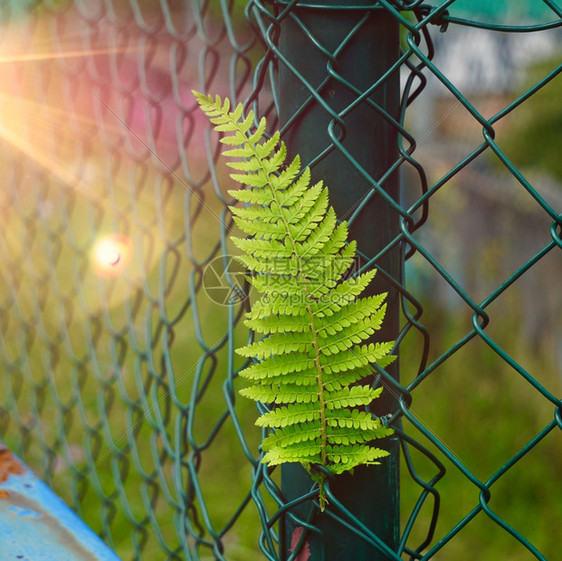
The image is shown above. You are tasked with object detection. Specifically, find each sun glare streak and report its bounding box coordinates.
[0,47,136,65]
[0,118,78,188]
[0,91,124,137]
[0,91,138,195]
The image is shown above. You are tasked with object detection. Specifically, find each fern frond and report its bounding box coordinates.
[230,203,281,223]
[316,294,387,337]
[326,408,389,430]
[327,425,391,445]
[240,383,319,404]
[270,154,302,190]
[243,313,311,335]
[312,270,377,317]
[239,354,316,381]
[319,342,396,374]
[229,170,270,188]
[253,131,281,159]
[276,167,312,206]
[244,365,372,391]
[295,206,337,255]
[256,403,321,428]
[195,91,395,511]
[318,311,388,356]
[228,187,273,204]
[324,385,381,409]
[249,370,320,387]
[230,236,290,259]
[234,254,300,277]
[244,294,310,317]
[262,443,322,466]
[282,182,326,225]
[262,421,322,450]
[231,216,287,241]
[236,331,314,359]
[327,445,390,474]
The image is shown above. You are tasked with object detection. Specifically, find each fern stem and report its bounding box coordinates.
[233,122,331,508]
[309,306,327,466]
[308,302,329,510]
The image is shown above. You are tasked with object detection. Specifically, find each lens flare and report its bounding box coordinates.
[93,235,131,277]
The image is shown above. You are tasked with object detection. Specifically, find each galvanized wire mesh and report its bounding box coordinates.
[0,1,560,560]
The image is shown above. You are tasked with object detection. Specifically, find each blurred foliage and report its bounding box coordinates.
[400,302,562,560]
[501,57,562,182]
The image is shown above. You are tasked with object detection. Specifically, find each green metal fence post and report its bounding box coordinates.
[276,2,401,559]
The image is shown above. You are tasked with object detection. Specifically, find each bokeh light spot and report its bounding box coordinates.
[93,235,131,277]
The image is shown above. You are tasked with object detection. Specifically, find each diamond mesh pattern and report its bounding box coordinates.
[0,1,560,559]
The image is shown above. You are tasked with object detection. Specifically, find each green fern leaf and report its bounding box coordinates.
[239,354,316,381]
[256,403,321,428]
[276,167,312,206]
[262,443,322,466]
[195,91,395,511]
[262,422,323,450]
[327,445,390,474]
[316,294,387,337]
[243,313,311,335]
[240,384,319,405]
[237,331,314,359]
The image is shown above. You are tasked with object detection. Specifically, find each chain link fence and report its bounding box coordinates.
[0,1,560,559]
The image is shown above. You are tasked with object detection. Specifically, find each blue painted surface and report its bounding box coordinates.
[0,448,121,561]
